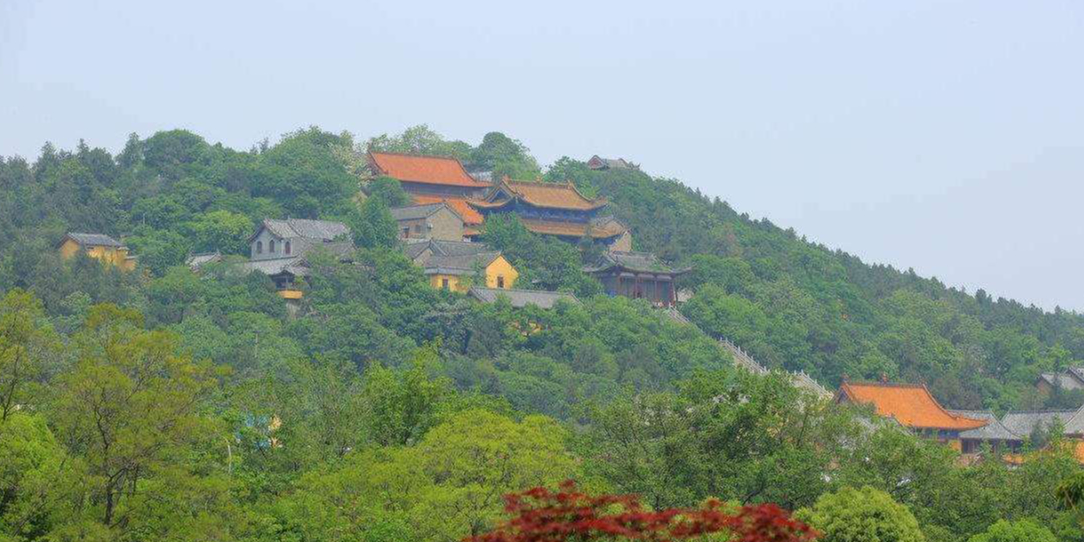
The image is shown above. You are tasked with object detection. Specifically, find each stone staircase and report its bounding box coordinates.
[662,308,832,399]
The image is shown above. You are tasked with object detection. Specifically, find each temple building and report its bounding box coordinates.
[469,178,632,250]
[468,287,578,309]
[947,410,1022,454]
[584,251,687,308]
[367,151,488,233]
[58,233,137,271]
[243,218,354,299]
[1035,366,1084,396]
[403,239,518,292]
[587,155,634,170]
[389,202,465,241]
[835,381,990,451]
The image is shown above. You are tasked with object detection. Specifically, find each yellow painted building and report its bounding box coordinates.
[58,233,137,271]
[426,253,518,293]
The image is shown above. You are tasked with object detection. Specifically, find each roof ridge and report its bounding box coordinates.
[843,381,928,389]
[1003,409,1079,414]
[368,149,464,160]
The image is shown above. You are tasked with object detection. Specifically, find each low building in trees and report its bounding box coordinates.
[584,251,688,308]
[835,381,990,452]
[586,155,635,170]
[58,233,137,271]
[184,251,222,270]
[1035,366,1084,396]
[389,202,465,241]
[468,287,578,309]
[243,218,353,298]
[947,409,1022,454]
[403,239,518,292]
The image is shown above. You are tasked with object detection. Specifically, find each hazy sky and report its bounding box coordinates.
[2,1,1082,310]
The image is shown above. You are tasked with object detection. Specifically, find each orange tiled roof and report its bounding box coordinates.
[519,218,627,239]
[838,382,988,430]
[412,195,484,225]
[369,151,489,189]
[475,179,607,211]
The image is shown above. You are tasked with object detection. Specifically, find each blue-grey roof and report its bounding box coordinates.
[949,410,1021,440]
[468,287,578,309]
[403,239,494,263]
[1000,410,1077,437]
[65,232,123,248]
[584,250,688,275]
[241,257,309,277]
[255,218,350,242]
[1038,367,1084,391]
[423,252,502,276]
[185,252,222,269]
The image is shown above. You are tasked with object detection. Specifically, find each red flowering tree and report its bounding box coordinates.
[466,481,818,542]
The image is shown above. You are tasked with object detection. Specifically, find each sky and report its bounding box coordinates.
[2,1,1082,310]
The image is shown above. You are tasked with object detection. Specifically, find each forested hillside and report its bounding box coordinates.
[1,126,1083,541]
[546,159,1084,412]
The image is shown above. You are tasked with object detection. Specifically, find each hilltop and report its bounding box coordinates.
[2,126,1082,413]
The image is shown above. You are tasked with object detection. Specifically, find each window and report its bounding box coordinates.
[414,224,424,233]
[403,227,410,238]
[285,241,291,255]
[256,241,263,254]
[269,239,276,253]
[441,278,450,290]
[497,275,505,288]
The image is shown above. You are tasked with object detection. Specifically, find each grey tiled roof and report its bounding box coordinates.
[66,232,123,247]
[389,203,447,221]
[185,252,222,268]
[1038,367,1084,391]
[305,241,356,259]
[403,239,494,264]
[1061,407,1084,435]
[430,239,493,257]
[257,218,350,242]
[1000,410,1077,437]
[241,257,309,277]
[468,287,578,309]
[584,251,688,275]
[424,252,501,276]
[949,410,1021,440]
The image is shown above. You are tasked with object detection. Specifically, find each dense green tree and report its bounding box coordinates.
[366,124,472,160]
[0,413,67,539]
[51,304,218,526]
[184,209,253,255]
[365,176,412,208]
[967,519,1056,542]
[0,289,60,420]
[797,486,925,542]
[350,197,399,249]
[467,132,541,179]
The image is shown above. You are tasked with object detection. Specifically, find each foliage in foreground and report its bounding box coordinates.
[468,481,816,542]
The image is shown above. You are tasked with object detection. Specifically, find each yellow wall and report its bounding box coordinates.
[59,239,137,271]
[277,289,304,300]
[430,274,464,292]
[484,256,518,289]
[429,256,519,293]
